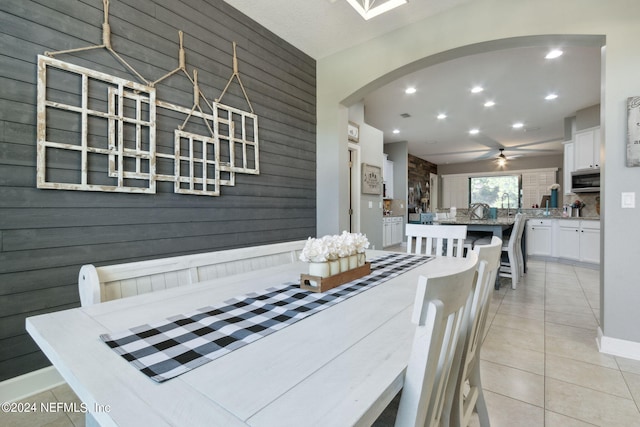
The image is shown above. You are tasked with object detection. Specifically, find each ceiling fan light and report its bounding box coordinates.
[496,148,507,165]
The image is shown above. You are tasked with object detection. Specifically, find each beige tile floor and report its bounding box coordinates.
[3,259,640,426]
[470,259,640,427]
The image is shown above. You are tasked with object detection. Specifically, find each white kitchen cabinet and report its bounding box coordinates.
[574,127,601,170]
[563,142,575,195]
[579,221,601,264]
[554,219,600,264]
[383,154,394,199]
[527,219,553,256]
[383,216,403,247]
[556,220,581,260]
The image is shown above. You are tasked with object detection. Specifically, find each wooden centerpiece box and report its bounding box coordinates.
[300,262,371,293]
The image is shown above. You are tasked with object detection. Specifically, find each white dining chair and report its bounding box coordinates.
[515,215,527,278]
[376,252,478,427]
[442,236,502,427]
[405,224,468,258]
[499,213,524,289]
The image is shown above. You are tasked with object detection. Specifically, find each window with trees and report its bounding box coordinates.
[469,175,520,208]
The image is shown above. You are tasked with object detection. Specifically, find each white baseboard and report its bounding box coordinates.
[597,327,640,361]
[0,366,65,403]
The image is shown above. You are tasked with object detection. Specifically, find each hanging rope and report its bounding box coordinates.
[179,69,215,137]
[45,0,150,85]
[216,42,254,114]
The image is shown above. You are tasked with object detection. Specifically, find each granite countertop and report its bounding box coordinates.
[435,217,515,225]
[438,215,600,223]
[552,216,600,221]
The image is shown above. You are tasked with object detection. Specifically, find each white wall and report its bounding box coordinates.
[349,103,384,249]
[316,0,640,352]
[358,124,384,249]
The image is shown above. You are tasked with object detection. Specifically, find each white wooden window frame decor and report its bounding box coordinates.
[37,55,157,194]
[214,103,260,176]
[174,130,220,196]
[37,46,259,196]
[627,96,640,167]
[36,0,260,197]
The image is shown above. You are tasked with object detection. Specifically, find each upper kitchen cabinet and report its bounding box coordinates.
[574,127,601,170]
[383,154,394,199]
[563,142,575,195]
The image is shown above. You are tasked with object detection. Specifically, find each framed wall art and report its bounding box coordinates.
[361,163,382,195]
[627,96,640,167]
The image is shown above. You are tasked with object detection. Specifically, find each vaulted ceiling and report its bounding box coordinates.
[224,0,602,164]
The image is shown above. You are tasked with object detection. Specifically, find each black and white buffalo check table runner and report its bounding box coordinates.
[101,253,431,382]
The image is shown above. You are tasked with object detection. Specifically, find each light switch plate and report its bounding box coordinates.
[622,192,635,208]
[368,201,373,208]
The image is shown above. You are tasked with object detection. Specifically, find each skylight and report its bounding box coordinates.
[344,0,408,20]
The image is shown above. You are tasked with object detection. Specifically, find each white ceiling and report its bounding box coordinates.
[223,0,602,165]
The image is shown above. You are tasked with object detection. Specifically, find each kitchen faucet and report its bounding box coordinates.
[502,193,511,216]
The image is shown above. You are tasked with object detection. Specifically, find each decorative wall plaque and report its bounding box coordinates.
[361,163,382,195]
[627,96,640,167]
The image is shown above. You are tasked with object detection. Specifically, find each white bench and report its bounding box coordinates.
[78,240,306,306]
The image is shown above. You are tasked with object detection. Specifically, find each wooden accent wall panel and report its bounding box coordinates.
[0,0,316,380]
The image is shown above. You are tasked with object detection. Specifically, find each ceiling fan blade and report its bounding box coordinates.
[472,135,504,150]
[506,137,563,149]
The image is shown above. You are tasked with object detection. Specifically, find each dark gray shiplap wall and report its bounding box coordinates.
[0,0,316,381]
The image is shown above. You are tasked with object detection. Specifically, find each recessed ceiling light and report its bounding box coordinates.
[512,122,524,129]
[405,87,416,94]
[469,128,480,135]
[471,86,484,94]
[545,93,558,100]
[484,101,495,107]
[545,49,563,59]
[392,129,400,134]
[437,113,447,120]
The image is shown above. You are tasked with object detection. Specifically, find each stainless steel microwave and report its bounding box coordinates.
[571,169,600,193]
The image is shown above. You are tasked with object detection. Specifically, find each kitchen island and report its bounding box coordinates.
[434,217,515,238]
[435,216,520,289]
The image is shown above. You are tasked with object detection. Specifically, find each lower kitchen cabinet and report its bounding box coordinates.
[556,220,581,260]
[527,218,600,265]
[554,219,600,264]
[383,216,403,247]
[579,221,601,264]
[527,219,553,257]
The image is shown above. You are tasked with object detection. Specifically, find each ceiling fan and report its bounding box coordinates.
[469,135,562,162]
[496,149,508,166]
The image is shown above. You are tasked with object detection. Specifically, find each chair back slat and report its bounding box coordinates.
[406,224,468,258]
[441,236,502,427]
[395,253,478,427]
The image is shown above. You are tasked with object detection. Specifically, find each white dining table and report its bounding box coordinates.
[26,250,476,427]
